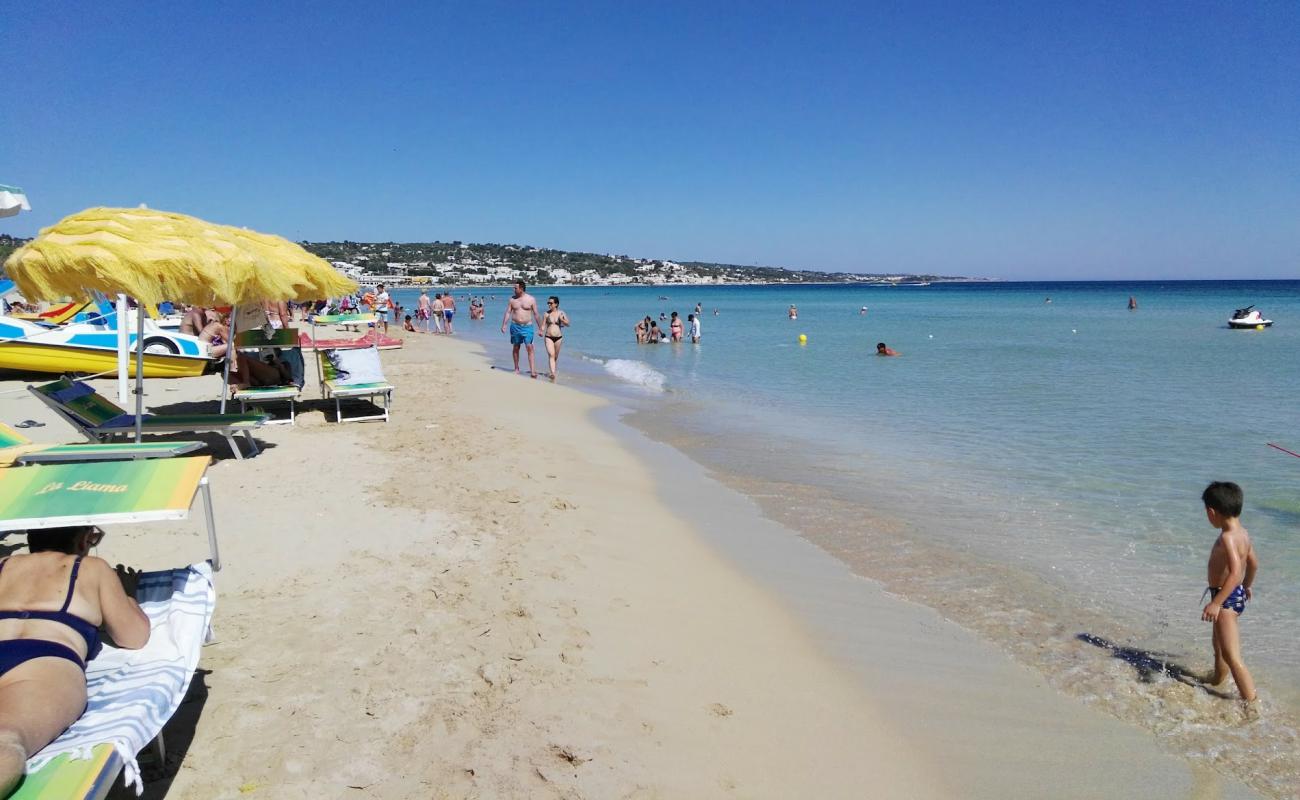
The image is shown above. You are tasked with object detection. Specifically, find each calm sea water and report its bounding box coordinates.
[401,281,1300,795]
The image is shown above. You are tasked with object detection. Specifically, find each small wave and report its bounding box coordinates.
[601,359,666,392]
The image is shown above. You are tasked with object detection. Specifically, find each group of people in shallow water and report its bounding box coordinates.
[634,309,702,344]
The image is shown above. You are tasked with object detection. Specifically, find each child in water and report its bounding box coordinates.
[1200,481,1259,702]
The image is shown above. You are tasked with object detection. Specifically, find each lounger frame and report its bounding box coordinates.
[315,349,394,423]
[232,386,298,426]
[29,379,265,460]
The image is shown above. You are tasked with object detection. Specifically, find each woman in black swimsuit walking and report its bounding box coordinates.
[542,296,570,382]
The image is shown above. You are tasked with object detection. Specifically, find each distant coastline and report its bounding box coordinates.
[299,239,973,288]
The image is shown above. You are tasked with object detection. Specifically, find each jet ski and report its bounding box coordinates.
[1228,305,1273,329]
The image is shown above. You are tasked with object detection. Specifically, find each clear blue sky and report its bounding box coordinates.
[4,1,1297,279]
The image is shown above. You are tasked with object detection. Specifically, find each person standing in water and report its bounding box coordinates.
[431,293,446,334]
[1200,481,1259,703]
[1129,296,1138,310]
[442,292,456,334]
[542,296,570,381]
[789,304,798,320]
[417,290,432,333]
[670,311,684,342]
[689,313,701,343]
[501,280,542,377]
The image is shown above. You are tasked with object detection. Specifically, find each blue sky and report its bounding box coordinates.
[3,1,1297,279]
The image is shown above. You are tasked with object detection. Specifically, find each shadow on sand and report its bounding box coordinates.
[1076,633,1234,698]
[107,669,212,800]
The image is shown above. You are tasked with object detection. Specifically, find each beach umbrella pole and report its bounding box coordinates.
[134,303,145,443]
[116,294,130,405]
[220,305,236,413]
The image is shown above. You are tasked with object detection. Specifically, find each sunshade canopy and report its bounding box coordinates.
[0,456,210,531]
[3,207,357,306]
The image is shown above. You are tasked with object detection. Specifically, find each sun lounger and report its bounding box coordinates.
[30,378,267,459]
[317,347,393,423]
[297,330,403,350]
[0,421,202,466]
[230,385,298,425]
[14,562,217,797]
[0,456,223,570]
[230,328,302,425]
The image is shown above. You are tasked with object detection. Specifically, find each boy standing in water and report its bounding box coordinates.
[1200,481,1259,702]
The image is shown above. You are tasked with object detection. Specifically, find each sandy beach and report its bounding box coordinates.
[0,330,1266,799]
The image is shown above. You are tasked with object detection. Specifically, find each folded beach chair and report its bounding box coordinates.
[317,347,394,423]
[0,421,202,466]
[230,328,302,425]
[29,377,267,460]
[14,562,216,798]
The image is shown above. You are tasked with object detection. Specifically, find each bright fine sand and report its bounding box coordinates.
[0,331,1265,799]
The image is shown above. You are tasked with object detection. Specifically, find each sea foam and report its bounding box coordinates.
[597,358,667,393]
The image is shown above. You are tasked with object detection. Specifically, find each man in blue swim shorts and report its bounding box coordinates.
[501,280,542,377]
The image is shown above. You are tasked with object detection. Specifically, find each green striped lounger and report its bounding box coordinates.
[317,348,393,423]
[0,422,203,465]
[231,386,298,425]
[30,378,268,460]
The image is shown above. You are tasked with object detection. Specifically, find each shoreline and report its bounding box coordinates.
[0,331,1266,797]
[591,405,1263,799]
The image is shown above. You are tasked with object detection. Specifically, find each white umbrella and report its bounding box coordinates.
[0,185,31,218]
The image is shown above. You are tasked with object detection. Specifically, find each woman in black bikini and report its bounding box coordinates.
[0,527,149,792]
[542,296,570,382]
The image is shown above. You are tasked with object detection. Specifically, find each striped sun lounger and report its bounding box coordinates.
[0,422,202,466]
[30,378,267,459]
[231,328,302,425]
[16,562,216,798]
[317,348,394,423]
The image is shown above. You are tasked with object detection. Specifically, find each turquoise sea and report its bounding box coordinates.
[399,281,1300,795]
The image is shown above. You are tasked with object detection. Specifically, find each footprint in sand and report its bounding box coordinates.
[708,703,733,718]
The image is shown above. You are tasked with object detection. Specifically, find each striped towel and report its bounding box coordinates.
[25,563,216,794]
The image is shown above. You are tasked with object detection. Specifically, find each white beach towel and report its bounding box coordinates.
[25,562,216,794]
[328,347,387,385]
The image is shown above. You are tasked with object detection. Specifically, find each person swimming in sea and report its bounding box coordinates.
[876,342,899,356]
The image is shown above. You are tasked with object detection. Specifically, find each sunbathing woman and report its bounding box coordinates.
[0,527,150,793]
[198,312,229,359]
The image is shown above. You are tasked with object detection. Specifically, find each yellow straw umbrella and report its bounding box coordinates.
[4,207,358,435]
[4,207,355,305]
